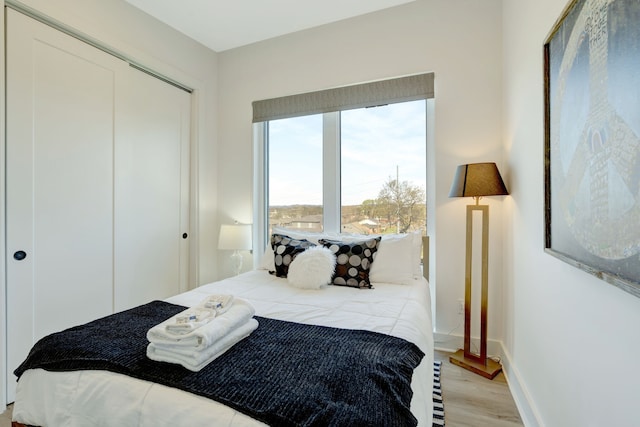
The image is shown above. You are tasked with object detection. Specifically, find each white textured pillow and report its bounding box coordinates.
[287,246,336,289]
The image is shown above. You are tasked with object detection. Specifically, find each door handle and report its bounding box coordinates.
[13,250,27,261]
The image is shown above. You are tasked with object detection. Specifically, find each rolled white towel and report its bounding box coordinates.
[164,308,215,335]
[202,294,234,315]
[147,298,255,350]
[161,294,234,335]
[147,318,259,372]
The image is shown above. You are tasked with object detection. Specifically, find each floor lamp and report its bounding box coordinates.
[448,162,508,379]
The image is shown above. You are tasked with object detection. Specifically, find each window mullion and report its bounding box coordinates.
[253,121,268,267]
[322,112,340,233]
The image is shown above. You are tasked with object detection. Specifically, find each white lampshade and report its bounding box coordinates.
[218,224,252,250]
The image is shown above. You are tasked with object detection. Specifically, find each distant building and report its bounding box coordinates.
[284,214,323,232]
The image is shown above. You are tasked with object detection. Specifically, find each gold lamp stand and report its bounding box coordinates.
[449,198,502,379]
[448,162,508,380]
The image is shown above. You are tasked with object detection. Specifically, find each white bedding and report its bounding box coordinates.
[12,270,434,427]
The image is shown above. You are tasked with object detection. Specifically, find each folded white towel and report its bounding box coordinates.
[147,318,259,372]
[147,298,255,350]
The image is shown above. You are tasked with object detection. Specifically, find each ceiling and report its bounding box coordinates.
[124,0,416,52]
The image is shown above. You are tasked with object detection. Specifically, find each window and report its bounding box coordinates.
[340,101,426,236]
[252,73,434,256]
[266,101,426,238]
[268,114,324,232]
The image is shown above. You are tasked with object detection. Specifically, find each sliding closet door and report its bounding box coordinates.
[5,9,125,399]
[114,69,191,311]
[5,9,192,402]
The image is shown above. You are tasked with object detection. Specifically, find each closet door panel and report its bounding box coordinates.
[5,10,126,399]
[31,41,115,332]
[114,68,191,311]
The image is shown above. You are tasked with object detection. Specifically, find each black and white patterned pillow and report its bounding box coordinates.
[270,233,316,278]
[318,237,381,288]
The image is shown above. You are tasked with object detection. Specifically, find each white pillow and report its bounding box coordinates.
[259,245,275,271]
[287,246,336,289]
[369,233,416,285]
[271,227,328,245]
[410,230,424,279]
[271,227,375,245]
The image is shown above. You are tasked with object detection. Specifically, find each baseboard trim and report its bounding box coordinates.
[498,344,544,427]
[434,332,543,427]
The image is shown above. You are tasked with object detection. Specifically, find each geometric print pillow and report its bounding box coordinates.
[318,236,381,289]
[270,233,316,278]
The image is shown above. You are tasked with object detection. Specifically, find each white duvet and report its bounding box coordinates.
[12,270,434,427]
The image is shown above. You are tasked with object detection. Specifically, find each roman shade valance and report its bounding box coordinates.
[252,72,434,123]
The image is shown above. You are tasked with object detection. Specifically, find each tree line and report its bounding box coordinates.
[270,177,425,234]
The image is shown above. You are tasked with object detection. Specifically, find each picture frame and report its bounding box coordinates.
[544,0,640,298]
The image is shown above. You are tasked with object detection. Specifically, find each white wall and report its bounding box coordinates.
[503,0,640,425]
[1,0,219,408]
[217,0,506,343]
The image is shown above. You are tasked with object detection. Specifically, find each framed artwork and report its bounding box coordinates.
[544,0,640,297]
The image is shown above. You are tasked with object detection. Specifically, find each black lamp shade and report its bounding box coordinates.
[449,162,509,198]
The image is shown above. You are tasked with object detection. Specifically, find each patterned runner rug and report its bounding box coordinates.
[433,361,445,426]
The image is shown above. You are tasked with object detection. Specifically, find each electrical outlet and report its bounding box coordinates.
[457,299,464,315]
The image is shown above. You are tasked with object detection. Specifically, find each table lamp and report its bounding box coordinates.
[218,223,252,276]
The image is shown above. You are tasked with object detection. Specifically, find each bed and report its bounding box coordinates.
[11,230,434,427]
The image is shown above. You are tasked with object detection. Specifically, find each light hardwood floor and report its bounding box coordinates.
[435,349,524,426]
[0,404,11,427]
[1,352,523,427]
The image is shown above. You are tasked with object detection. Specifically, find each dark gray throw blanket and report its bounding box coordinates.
[14,301,424,427]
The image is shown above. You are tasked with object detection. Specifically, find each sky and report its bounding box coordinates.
[268,100,426,206]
